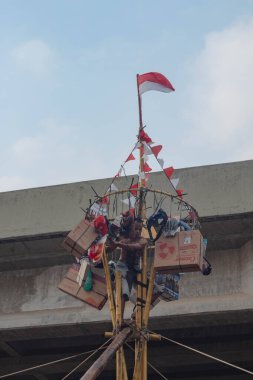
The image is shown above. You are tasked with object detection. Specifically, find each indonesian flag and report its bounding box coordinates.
[137,72,175,95]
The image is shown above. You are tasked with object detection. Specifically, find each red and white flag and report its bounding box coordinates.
[137,72,175,95]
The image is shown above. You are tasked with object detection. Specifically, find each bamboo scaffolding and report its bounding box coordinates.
[80,74,168,380]
[102,248,128,380]
[102,248,116,327]
[80,327,132,380]
[141,246,148,380]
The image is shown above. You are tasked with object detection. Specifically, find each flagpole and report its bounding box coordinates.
[136,74,145,218]
[137,74,143,132]
[135,74,148,380]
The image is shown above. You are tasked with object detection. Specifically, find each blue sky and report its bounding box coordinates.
[0,0,253,191]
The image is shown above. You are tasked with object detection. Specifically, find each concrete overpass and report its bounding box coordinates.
[0,160,253,379]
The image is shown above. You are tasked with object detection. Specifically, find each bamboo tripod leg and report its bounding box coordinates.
[116,271,123,380]
[102,250,128,380]
[102,249,116,327]
[133,269,144,380]
[143,261,155,328]
[141,247,148,380]
[133,257,155,380]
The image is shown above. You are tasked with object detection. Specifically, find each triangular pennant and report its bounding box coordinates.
[164,166,174,179]
[157,158,164,168]
[115,167,123,177]
[126,153,135,162]
[176,189,184,199]
[171,178,179,188]
[143,142,153,155]
[130,183,138,197]
[151,145,163,157]
[143,154,149,163]
[107,183,118,192]
[139,129,153,144]
[122,196,136,208]
[143,162,152,172]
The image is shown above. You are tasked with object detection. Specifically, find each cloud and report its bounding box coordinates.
[184,18,253,161]
[12,39,55,74]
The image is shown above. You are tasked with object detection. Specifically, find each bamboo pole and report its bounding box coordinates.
[115,272,123,380]
[80,327,132,380]
[102,248,128,380]
[141,246,148,380]
[143,261,155,327]
[102,247,116,327]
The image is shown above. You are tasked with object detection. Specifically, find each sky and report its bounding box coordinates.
[0,0,253,192]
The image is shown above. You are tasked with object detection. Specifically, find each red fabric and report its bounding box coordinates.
[94,215,108,236]
[130,183,138,196]
[137,72,175,91]
[88,243,103,262]
[99,196,109,205]
[151,145,163,157]
[176,189,184,199]
[126,153,135,162]
[164,166,174,179]
[143,162,152,172]
[139,129,152,144]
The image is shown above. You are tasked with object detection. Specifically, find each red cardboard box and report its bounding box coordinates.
[154,230,204,273]
[62,219,98,259]
[154,235,179,270]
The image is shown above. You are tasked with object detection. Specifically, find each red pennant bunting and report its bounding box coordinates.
[126,153,135,162]
[139,129,152,144]
[143,162,152,172]
[176,189,184,199]
[130,183,138,197]
[164,166,174,179]
[151,145,163,157]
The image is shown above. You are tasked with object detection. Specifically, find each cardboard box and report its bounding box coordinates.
[65,263,80,282]
[58,277,80,297]
[91,267,107,297]
[154,230,204,273]
[154,234,179,270]
[58,264,108,310]
[62,219,98,259]
[76,287,107,310]
[178,230,204,272]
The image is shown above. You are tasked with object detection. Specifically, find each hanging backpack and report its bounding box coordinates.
[147,209,168,242]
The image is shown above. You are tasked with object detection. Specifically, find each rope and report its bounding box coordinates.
[125,343,169,380]
[61,337,113,380]
[149,330,253,377]
[0,339,112,379]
